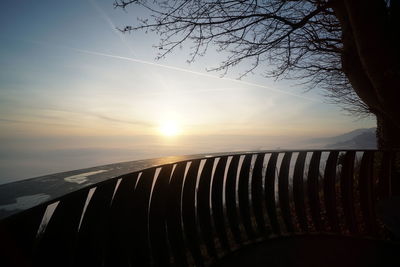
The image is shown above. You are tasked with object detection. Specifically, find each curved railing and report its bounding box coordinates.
[1,150,400,267]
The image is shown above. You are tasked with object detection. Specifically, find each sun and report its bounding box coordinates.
[159,121,181,137]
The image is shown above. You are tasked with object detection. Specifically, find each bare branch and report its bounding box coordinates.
[114,0,383,117]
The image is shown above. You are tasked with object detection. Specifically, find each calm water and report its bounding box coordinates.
[0,135,322,185]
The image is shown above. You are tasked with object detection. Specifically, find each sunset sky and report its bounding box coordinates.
[0,0,375,182]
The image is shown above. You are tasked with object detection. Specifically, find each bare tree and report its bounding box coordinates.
[114,0,400,149]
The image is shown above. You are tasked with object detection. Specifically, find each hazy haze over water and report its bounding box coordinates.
[0,134,316,184]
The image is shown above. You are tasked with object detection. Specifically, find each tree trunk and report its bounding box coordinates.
[376,115,400,149]
[332,0,400,149]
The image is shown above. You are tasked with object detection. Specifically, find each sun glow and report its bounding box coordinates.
[159,121,181,137]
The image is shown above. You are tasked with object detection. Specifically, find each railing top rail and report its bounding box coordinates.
[0,149,398,220]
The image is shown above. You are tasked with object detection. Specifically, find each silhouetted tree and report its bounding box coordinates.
[115,0,400,149]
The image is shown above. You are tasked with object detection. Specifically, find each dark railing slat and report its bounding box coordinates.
[293,151,308,232]
[167,162,188,267]
[238,154,256,240]
[149,165,173,266]
[0,205,46,267]
[211,156,230,253]
[75,179,118,267]
[264,152,280,235]
[130,168,156,266]
[34,189,89,267]
[359,151,378,235]
[182,159,204,266]
[197,158,217,259]
[307,151,322,232]
[225,155,243,245]
[278,152,294,233]
[251,153,267,236]
[323,151,340,233]
[106,173,140,267]
[340,151,358,234]
[392,152,400,196]
[378,151,393,200]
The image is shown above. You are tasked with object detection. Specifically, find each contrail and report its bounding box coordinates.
[71,47,321,102]
[50,0,322,103]
[87,0,136,56]
[25,35,320,102]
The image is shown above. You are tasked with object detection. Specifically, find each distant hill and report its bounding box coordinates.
[306,128,377,149]
[325,130,377,149]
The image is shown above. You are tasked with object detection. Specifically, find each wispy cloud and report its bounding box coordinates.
[94,114,154,127]
[0,117,73,127]
[1,107,154,128]
[0,118,26,123]
[36,107,155,127]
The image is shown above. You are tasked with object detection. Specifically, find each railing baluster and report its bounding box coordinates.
[238,154,256,240]
[34,189,89,267]
[278,152,294,233]
[251,153,267,236]
[197,158,217,259]
[340,151,358,234]
[149,165,173,266]
[182,159,204,267]
[225,155,243,245]
[359,151,378,236]
[167,162,188,266]
[379,151,394,200]
[265,152,280,235]
[0,205,46,267]
[211,156,230,253]
[293,151,308,232]
[106,172,140,267]
[392,152,400,196]
[75,179,118,267]
[307,151,322,232]
[323,151,340,233]
[129,168,156,266]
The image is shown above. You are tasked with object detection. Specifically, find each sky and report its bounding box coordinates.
[0,0,375,183]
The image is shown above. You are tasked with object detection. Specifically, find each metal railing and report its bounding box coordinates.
[0,150,399,267]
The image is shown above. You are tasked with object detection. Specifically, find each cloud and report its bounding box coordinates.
[0,118,25,123]
[94,114,154,127]
[35,107,155,128]
[0,118,71,127]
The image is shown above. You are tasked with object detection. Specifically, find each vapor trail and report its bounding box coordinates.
[87,0,135,55]
[79,0,320,102]
[72,48,321,102]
